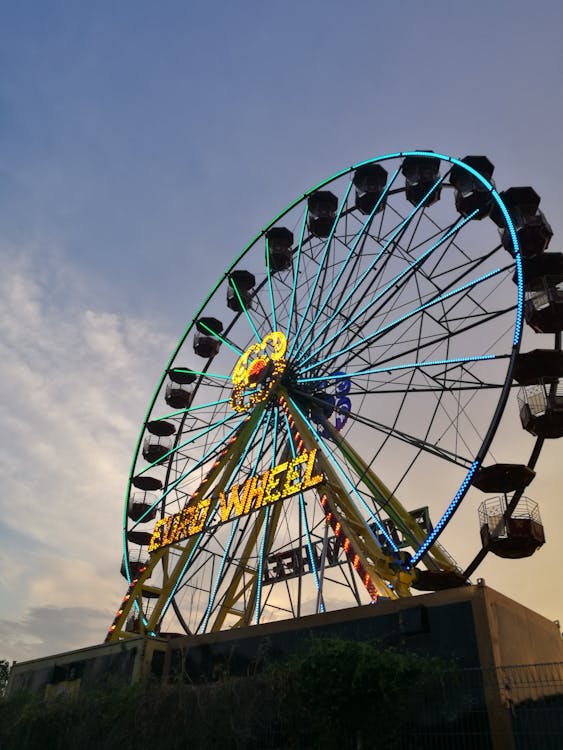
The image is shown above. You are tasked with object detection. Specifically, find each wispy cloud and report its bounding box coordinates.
[0,247,173,662]
[0,605,112,664]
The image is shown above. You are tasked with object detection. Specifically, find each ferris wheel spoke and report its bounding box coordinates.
[330,306,514,377]
[286,394,401,554]
[294,176,446,364]
[306,242,509,377]
[197,410,272,632]
[314,416,459,572]
[136,410,243,477]
[314,222,500,375]
[298,210,479,368]
[130,416,251,529]
[293,169,401,358]
[229,274,262,342]
[300,389,474,468]
[303,266,504,374]
[285,208,309,340]
[153,397,232,422]
[177,410,276,632]
[280,409,325,612]
[172,367,232,381]
[287,180,353,359]
[298,354,504,386]
[197,320,244,356]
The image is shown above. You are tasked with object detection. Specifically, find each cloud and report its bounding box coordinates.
[0,246,173,662]
[0,605,113,664]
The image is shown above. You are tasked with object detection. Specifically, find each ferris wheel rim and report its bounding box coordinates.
[119,150,526,636]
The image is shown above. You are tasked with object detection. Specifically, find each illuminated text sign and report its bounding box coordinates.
[148,448,323,552]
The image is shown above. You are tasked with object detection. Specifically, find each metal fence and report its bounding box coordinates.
[258,662,563,750]
[399,661,563,750]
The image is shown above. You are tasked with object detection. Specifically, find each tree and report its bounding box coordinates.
[0,660,10,698]
[272,638,449,749]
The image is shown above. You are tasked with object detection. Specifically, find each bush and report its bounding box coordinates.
[271,637,449,749]
[0,640,448,749]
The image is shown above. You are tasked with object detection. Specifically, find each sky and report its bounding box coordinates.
[1,0,563,664]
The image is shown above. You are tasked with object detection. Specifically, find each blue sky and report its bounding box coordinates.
[1,1,563,662]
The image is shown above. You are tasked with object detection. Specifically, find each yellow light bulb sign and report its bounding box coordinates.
[230,331,287,412]
[146,331,325,554]
[148,448,324,552]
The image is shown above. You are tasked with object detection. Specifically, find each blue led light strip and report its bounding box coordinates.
[302,262,500,372]
[362,268,502,343]
[137,410,241,476]
[199,410,271,632]
[287,396,399,554]
[255,507,271,623]
[396,150,523,348]
[287,179,354,360]
[295,174,446,365]
[297,353,498,386]
[293,168,401,359]
[199,518,240,633]
[299,210,479,370]
[255,410,278,624]
[280,410,324,609]
[410,461,479,565]
[285,208,309,340]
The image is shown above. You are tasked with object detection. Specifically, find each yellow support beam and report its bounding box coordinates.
[280,392,415,598]
[210,477,285,630]
[320,419,458,573]
[107,405,267,640]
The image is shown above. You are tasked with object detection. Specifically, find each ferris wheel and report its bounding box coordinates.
[107,150,562,641]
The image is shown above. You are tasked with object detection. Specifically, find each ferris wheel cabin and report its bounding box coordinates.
[467,178,562,563]
[479,496,545,559]
[307,190,338,238]
[401,152,442,207]
[266,227,294,273]
[514,349,563,439]
[353,163,388,215]
[227,270,256,312]
[194,316,223,358]
[449,155,494,219]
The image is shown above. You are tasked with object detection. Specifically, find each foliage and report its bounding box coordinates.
[0,639,449,749]
[0,660,10,698]
[271,637,449,748]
